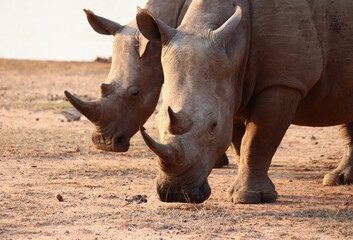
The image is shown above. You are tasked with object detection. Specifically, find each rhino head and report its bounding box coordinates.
[65,9,163,152]
[137,3,245,203]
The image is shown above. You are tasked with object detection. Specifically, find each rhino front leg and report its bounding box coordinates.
[228,87,302,204]
[323,122,353,185]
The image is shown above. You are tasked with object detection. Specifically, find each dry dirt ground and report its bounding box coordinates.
[0,59,352,240]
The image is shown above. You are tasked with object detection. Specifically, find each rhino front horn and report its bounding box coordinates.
[139,126,175,163]
[64,90,102,123]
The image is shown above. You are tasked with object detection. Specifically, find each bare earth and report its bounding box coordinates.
[0,59,352,240]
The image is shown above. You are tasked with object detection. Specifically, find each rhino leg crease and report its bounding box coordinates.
[323,122,353,186]
[228,87,302,204]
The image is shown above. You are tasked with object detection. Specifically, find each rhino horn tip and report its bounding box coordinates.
[64,90,72,99]
[83,9,92,15]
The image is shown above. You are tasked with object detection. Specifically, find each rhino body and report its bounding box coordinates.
[137,0,353,203]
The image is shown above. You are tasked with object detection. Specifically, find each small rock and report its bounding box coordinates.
[62,110,81,122]
[95,57,112,63]
[56,194,64,202]
[124,194,148,204]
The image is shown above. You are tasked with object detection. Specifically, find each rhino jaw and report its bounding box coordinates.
[157,179,211,204]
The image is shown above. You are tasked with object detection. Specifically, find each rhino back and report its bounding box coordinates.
[244,0,353,126]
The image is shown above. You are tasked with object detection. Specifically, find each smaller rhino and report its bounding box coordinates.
[65,0,191,152]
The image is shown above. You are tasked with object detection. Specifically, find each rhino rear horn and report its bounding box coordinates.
[64,90,102,123]
[84,9,123,35]
[100,83,113,97]
[211,6,242,47]
[167,107,193,135]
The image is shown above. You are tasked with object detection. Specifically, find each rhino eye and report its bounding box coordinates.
[208,121,218,136]
[127,86,140,98]
[132,90,139,96]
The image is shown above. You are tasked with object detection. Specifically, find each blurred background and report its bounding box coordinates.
[0,0,148,61]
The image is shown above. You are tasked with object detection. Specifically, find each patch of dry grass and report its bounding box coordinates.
[0,127,93,159]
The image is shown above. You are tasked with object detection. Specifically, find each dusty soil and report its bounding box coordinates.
[0,59,352,240]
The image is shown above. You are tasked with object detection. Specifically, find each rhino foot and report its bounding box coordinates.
[213,153,229,168]
[227,175,277,204]
[322,168,353,186]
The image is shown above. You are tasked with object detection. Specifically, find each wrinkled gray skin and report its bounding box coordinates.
[64,0,191,152]
[137,0,353,204]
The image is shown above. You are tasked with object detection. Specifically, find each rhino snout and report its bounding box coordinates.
[91,132,130,152]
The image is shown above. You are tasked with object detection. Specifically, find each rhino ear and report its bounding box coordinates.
[211,6,242,47]
[136,7,176,45]
[138,34,150,58]
[84,9,123,35]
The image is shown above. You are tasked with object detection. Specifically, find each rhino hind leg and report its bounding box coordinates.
[230,121,246,164]
[214,121,246,169]
[323,122,353,186]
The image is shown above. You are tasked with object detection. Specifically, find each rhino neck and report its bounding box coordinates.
[179,0,251,113]
[230,0,251,114]
[144,0,191,28]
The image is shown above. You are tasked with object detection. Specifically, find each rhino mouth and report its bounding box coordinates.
[157,179,211,204]
[91,133,130,152]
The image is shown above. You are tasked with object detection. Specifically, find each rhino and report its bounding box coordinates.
[137,0,353,204]
[64,0,190,152]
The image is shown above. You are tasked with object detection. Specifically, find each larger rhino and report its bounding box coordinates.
[137,0,353,204]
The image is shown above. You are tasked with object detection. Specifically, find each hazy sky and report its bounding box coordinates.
[0,0,147,61]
